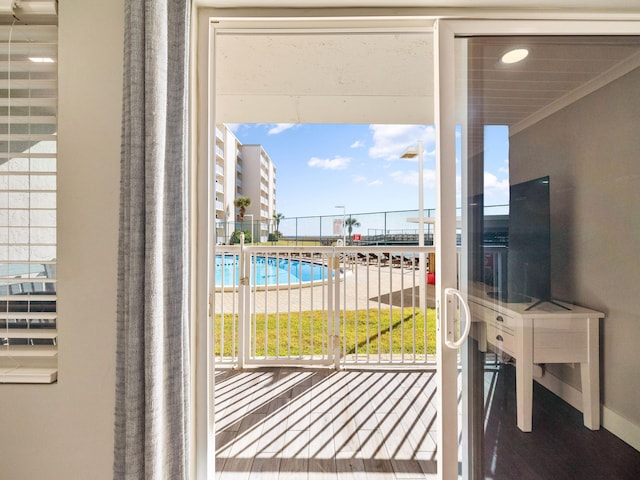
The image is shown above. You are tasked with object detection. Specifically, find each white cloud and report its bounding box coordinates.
[350,140,364,148]
[307,156,351,170]
[425,169,436,188]
[484,172,509,195]
[353,174,382,186]
[268,123,296,135]
[353,175,367,183]
[368,124,437,161]
[390,169,436,187]
[390,171,414,184]
[225,123,241,133]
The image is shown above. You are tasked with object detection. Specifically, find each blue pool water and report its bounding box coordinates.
[215,255,331,287]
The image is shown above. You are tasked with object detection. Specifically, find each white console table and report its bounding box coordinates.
[469,296,604,432]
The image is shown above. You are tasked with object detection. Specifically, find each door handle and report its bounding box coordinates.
[444,287,471,349]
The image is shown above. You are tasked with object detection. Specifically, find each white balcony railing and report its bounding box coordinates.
[213,244,442,368]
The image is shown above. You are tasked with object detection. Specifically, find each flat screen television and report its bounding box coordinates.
[487,175,567,310]
[506,176,551,307]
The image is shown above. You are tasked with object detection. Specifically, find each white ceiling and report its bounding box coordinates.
[215,29,434,124]
[204,2,640,126]
[0,0,57,25]
[215,26,640,127]
[466,36,640,128]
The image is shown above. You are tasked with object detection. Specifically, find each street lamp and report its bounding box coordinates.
[401,141,425,311]
[335,205,346,245]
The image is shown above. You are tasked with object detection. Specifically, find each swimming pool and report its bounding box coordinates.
[215,254,333,288]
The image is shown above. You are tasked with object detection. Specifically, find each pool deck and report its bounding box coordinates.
[214,262,436,315]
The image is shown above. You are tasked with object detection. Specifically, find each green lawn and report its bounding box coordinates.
[214,307,436,358]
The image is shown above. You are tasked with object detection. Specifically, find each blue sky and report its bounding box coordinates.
[229,123,510,220]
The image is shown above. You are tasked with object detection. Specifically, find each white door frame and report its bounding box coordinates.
[434,17,640,480]
[195,8,640,480]
[195,13,438,480]
[433,18,460,480]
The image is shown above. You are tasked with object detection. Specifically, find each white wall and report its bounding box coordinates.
[0,1,123,479]
[510,68,640,430]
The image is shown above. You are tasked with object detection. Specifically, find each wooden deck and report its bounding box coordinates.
[215,367,439,479]
[215,364,640,479]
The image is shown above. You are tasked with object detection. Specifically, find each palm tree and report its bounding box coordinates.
[345,216,361,244]
[273,212,284,238]
[234,196,251,221]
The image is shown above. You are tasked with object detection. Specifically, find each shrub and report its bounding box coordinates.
[229,229,252,244]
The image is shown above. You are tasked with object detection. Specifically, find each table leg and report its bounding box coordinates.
[581,316,600,430]
[516,318,534,432]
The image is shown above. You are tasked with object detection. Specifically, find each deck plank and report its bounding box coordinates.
[215,365,640,479]
[216,368,436,479]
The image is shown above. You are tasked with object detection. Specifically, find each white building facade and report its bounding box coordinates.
[214,124,277,243]
[238,144,277,242]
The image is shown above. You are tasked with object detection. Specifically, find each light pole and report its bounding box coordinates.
[401,141,425,311]
[335,205,346,245]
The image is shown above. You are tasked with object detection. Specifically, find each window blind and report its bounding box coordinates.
[0,24,57,383]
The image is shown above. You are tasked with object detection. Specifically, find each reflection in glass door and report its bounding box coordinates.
[447,30,640,479]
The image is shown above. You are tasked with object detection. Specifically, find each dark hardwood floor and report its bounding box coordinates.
[483,363,640,480]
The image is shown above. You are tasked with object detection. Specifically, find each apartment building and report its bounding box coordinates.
[239,144,277,242]
[214,125,277,242]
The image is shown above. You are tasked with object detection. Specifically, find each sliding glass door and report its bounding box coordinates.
[199,13,640,480]
[436,19,640,480]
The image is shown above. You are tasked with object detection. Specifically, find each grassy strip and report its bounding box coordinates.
[214,307,436,358]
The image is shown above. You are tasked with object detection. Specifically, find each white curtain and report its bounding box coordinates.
[114,1,191,478]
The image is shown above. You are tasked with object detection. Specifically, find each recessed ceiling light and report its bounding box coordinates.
[501,48,529,64]
[29,57,55,63]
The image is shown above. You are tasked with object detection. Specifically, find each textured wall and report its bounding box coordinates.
[510,67,640,427]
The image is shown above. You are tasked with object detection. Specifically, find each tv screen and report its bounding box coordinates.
[506,176,551,304]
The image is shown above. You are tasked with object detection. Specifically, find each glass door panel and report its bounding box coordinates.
[449,30,640,479]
